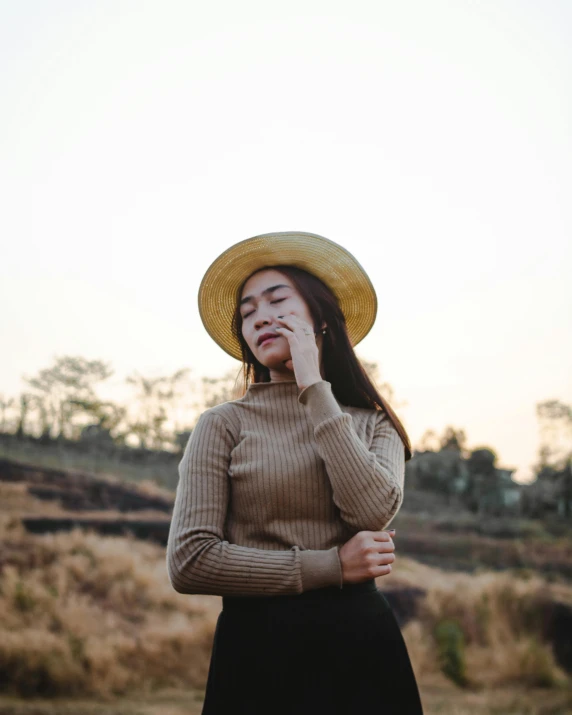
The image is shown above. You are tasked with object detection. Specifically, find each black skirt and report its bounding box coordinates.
[201,579,424,714]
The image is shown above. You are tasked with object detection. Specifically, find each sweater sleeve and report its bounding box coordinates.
[298,380,405,531]
[166,410,343,596]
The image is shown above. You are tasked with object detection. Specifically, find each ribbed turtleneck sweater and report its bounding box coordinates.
[166,379,405,597]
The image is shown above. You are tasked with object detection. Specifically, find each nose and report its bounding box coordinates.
[254,308,275,331]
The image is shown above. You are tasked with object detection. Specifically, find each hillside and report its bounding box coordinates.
[2,455,571,581]
[1,457,571,713]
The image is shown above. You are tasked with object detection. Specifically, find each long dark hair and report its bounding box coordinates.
[230,265,412,462]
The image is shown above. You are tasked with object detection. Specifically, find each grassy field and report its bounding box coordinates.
[1,474,571,713]
[0,685,572,715]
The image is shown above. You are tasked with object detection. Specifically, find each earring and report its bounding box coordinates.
[322,329,327,334]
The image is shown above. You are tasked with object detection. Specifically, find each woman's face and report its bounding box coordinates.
[239,268,321,372]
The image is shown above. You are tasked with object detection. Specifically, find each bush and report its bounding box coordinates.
[434,619,468,687]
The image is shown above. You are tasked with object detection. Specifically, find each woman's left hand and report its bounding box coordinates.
[275,313,323,390]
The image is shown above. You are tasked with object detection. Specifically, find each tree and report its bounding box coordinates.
[198,368,243,411]
[439,426,468,455]
[74,399,128,444]
[14,393,36,439]
[462,447,501,514]
[124,368,192,449]
[0,393,15,433]
[22,356,113,440]
[415,426,467,455]
[535,399,572,471]
[407,449,465,501]
[416,429,441,453]
[559,458,572,519]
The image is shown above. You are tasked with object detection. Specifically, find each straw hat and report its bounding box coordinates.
[197,231,378,361]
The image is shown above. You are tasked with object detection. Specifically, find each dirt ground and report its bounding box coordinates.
[1,684,572,715]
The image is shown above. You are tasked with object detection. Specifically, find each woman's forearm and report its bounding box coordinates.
[298,380,405,531]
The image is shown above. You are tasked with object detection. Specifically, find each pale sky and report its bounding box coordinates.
[1,0,571,483]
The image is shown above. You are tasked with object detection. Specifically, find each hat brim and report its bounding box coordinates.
[197,231,378,361]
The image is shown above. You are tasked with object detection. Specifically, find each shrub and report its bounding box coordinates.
[434,619,468,687]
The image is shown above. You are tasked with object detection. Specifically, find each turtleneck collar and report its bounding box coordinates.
[246,379,300,391]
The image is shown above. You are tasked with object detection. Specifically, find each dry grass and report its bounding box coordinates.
[0,483,571,708]
[0,687,572,715]
[388,511,572,579]
[380,556,571,690]
[0,484,65,517]
[0,512,220,698]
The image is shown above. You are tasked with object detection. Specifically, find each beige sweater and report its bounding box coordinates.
[166,379,405,597]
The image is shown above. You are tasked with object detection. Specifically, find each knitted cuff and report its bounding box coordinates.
[298,380,343,426]
[299,545,343,591]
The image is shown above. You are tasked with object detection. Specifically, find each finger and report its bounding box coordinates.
[372,536,395,552]
[373,540,395,554]
[371,531,394,541]
[375,564,392,576]
[277,314,312,333]
[275,326,294,336]
[379,539,396,551]
[276,317,298,333]
[377,552,396,565]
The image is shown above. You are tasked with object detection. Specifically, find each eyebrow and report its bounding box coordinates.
[239,283,290,307]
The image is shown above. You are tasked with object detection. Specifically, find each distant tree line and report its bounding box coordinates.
[407,406,572,520]
[0,355,235,452]
[0,354,570,519]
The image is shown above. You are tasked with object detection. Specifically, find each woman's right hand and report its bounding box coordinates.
[338,529,396,584]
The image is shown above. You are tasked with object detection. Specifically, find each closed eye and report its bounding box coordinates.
[242,297,285,319]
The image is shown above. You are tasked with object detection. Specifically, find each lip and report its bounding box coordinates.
[259,335,279,347]
[257,331,279,347]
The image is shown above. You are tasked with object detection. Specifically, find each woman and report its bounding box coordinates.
[167,231,424,714]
